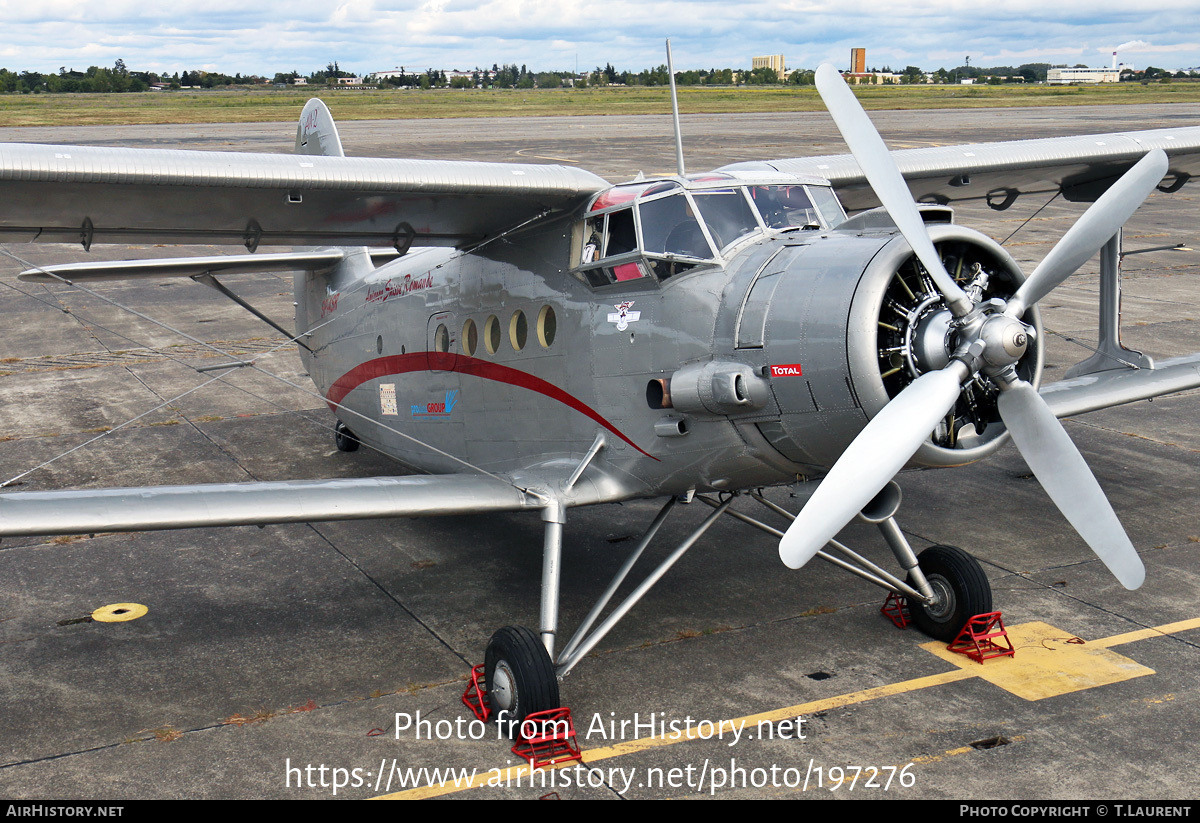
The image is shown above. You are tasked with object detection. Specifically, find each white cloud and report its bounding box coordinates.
[3,1,1200,75]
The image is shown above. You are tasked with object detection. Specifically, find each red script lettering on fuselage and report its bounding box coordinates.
[365,273,434,304]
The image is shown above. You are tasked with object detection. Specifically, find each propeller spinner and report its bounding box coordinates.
[778,64,1166,590]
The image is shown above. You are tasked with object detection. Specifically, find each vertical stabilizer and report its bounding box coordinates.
[291,98,373,333]
[295,99,346,157]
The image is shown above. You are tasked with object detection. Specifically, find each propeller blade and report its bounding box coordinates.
[814,64,971,317]
[779,364,967,569]
[1007,149,1168,317]
[997,381,1145,590]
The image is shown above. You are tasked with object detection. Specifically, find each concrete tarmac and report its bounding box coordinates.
[0,102,1198,800]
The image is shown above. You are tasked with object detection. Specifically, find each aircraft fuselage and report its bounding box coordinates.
[295,174,1039,505]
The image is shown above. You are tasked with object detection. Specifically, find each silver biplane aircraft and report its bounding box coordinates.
[1,64,1199,724]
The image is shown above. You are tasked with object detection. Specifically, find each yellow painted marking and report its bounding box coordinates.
[921,621,1154,701]
[586,669,974,762]
[91,603,147,623]
[1094,627,1163,646]
[375,760,570,800]
[1094,616,1200,648]
[377,669,973,799]
[377,617,1198,799]
[912,735,1027,765]
[913,745,975,764]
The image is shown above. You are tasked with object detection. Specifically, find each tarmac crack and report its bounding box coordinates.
[982,551,1200,654]
[119,347,261,482]
[306,522,473,667]
[1069,418,1200,453]
[595,768,629,799]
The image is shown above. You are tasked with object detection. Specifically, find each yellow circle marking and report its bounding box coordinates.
[92,603,148,623]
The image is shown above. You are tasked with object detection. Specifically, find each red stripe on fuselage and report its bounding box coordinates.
[326,352,658,460]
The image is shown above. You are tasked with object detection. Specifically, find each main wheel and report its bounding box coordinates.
[906,545,992,641]
[485,626,559,730]
[334,421,359,452]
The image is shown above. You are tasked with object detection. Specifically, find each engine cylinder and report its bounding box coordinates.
[846,225,1043,467]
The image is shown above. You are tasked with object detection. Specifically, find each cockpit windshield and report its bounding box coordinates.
[575,178,842,287]
[750,185,823,229]
[639,192,708,258]
[691,189,759,250]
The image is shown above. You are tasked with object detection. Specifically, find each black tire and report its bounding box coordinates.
[907,545,992,642]
[485,626,559,731]
[334,421,359,452]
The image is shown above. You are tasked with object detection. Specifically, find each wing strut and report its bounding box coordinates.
[192,273,312,352]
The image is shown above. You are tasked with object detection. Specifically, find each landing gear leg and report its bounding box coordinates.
[860,482,991,638]
[539,500,565,657]
[485,501,565,731]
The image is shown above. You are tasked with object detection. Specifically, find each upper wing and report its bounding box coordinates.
[722,126,1200,210]
[723,124,1200,419]
[0,143,607,250]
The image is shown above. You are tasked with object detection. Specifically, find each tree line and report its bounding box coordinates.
[0,60,267,93]
[4,58,1197,94]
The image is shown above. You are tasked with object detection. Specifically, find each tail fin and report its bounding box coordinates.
[294,99,376,269]
[295,99,345,157]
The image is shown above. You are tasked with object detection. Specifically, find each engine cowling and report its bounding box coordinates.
[755,223,1043,471]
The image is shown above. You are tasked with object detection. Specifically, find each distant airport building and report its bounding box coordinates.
[1047,67,1122,84]
[375,68,493,84]
[752,54,786,74]
[845,72,900,85]
[843,48,897,84]
[850,48,866,75]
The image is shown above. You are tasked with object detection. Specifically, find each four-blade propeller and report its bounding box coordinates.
[778,64,1165,591]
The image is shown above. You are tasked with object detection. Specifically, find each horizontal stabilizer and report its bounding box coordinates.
[0,474,539,537]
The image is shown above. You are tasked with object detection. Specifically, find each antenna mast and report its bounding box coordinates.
[666,39,685,176]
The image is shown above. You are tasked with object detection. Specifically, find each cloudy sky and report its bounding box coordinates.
[2,0,1198,77]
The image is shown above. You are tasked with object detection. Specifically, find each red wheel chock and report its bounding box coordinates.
[947,611,1015,663]
[881,592,911,628]
[462,663,491,721]
[511,708,583,770]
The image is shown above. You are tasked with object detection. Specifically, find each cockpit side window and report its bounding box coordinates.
[575,181,786,288]
[606,208,638,258]
[808,185,846,228]
[576,206,650,286]
[582,215,604,264]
